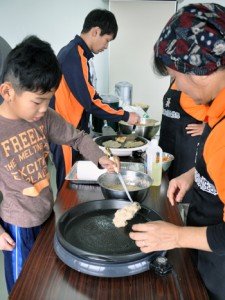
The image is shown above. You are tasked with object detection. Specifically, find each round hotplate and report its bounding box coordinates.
[54,235,164,277]
[55,200,163,263]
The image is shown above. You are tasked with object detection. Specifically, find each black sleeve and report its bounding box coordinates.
[207,223,225,255]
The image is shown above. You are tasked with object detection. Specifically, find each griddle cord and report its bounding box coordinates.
[150,255,184,300]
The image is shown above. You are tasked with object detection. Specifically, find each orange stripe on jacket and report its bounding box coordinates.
[78,46,124,116]
[55,74,84,127]
[54,75,83,175]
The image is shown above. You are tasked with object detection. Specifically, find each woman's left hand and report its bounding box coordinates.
[129,220,180,253]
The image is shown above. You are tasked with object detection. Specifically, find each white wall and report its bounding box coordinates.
[177,0,225,9]
[109,1,176,120]
[1,0,223,119]
[0,0,109,93]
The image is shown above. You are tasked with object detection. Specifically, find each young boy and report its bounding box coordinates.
[0,35,117,294]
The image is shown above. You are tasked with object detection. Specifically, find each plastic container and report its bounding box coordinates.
[115,81,133,107]
[146,139,162,186]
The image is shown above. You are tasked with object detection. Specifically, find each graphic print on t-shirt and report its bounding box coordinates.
[1,124,50,196]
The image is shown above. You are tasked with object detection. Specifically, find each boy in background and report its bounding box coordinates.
[49,9,140,191]
[0,35,117,294]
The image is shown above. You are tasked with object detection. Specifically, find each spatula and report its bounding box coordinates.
[105,147,133,203]
[102,120,117,136]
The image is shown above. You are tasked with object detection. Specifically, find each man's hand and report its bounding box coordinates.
[127,112,140,125]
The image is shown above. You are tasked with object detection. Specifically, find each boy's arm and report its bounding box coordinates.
[47,108,108,165]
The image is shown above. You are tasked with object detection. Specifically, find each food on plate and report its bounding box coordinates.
[102,138,144,149]
[123,141,144,148]
[113,202,141,228]
[102,140,122,148]
[115,136,127,143]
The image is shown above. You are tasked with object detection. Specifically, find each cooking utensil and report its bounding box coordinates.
[55,199,163,262]
[94,135,148,156]
[119,119,160,140]
[102,120,117,136]
[116,172,133,202]
[98,170,152,203]
[162,152,174,172]
[66,161,145,184]
[105,147,133,202]
[142,152,175,172]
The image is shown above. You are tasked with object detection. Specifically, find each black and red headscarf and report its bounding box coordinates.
[154,3,225,75]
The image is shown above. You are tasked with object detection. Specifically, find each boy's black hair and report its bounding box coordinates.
[2,35,62,94]
[81,9,118,39]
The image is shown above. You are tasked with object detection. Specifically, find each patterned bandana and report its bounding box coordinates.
[154,3,225,75]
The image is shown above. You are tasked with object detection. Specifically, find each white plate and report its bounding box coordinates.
[99,144,148,156]
[93,135,149,156]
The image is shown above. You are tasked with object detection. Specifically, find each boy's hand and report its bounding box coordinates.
[99,155,120,173]
[0,232,16,251]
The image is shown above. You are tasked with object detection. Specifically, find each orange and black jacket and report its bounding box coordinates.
[49,35,129,185]
[50,35,128,132]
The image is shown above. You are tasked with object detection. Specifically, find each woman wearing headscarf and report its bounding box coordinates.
[129,4,225,299]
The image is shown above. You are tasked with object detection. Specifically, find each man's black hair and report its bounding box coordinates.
[81,9,118,39]
[2,35,62,94]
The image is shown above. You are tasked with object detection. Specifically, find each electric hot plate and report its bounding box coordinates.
[54,200,165,277]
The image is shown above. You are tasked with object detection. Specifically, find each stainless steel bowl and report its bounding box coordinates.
[97,170,152,203]
[162,152,174,172]
[119,119,160,140]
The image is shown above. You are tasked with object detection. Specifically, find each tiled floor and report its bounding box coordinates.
[0,160,57,300]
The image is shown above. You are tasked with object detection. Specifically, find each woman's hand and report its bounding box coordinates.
[185,123,205,136]
[0,232,16,251]
[129,221,180,253]
[129,220,210,253]
[167,168,195,206]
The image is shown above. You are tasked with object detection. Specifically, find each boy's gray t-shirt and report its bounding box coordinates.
[0,108,103,233]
